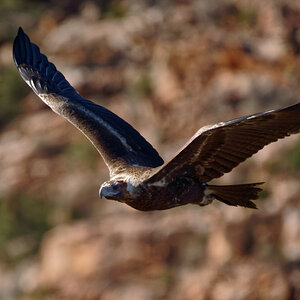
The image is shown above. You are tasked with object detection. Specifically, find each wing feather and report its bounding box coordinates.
[146,103,300,184]
[13,27,164,174]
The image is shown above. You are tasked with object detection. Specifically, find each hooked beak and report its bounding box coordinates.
[99,185,116,199]
[99,190,103,199]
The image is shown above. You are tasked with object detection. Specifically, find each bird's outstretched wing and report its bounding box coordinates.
[145,103,300,184]
[13,27,164,175]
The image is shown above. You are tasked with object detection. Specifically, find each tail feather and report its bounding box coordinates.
[207,182,264,209]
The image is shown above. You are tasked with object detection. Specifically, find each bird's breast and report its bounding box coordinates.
[125,177,205,211]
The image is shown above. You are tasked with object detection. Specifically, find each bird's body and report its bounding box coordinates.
[13,28,300,211]
[101,173,207,211]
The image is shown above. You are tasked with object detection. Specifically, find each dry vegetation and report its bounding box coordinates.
[0,0,300,299]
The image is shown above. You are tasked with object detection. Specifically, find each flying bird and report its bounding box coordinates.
[13,27,300,210]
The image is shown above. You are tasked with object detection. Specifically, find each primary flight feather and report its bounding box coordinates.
[13,27,300,211]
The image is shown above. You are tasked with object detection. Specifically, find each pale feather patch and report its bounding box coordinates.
[204,188,213,196]
[39,93,134,153]
[116,174,132,182]
[78,103,134,152]
[200,188,215,206]
[148,178,167,187]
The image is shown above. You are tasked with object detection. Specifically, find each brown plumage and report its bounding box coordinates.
[13,27,300,211]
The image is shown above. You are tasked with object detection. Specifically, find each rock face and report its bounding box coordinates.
[1,1,300,299]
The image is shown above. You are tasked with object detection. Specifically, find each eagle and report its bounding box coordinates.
[13,27,300,210]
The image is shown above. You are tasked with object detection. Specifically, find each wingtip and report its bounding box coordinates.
[13,27,31,67]
[18,27,24,35]
[15,27,26,43]
[13,28,22,66]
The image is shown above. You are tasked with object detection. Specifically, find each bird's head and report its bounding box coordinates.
[99,180,130,201]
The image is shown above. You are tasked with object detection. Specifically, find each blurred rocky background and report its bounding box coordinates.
[0,0,300,299]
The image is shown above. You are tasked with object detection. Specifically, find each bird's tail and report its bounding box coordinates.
[206,182,264,209]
